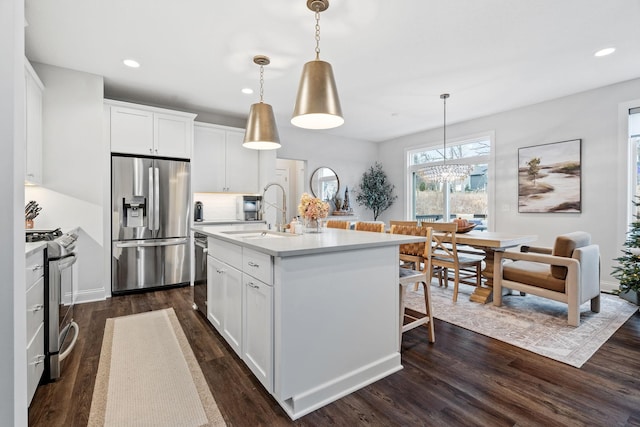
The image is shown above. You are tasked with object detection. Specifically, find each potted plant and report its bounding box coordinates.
[611,196,640,304]
[355,162,397,221]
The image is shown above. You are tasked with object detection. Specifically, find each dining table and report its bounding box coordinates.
[443,230,537,303]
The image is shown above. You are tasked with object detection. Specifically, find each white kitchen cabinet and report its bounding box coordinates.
[107,100,196,159]
[25,60,44,185]
[25,247,46,405]
[192,122,259,193]
[207,253,243,356]
[242,273,273,392]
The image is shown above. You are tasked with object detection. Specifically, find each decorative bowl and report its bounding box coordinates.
[456,224,476,233]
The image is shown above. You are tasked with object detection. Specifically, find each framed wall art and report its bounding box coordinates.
[518,139,581,213]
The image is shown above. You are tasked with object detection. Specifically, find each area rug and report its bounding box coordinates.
[404,283,638,368]
[88,308,226,427]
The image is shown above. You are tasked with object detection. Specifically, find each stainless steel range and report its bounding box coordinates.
[26,228,80,381]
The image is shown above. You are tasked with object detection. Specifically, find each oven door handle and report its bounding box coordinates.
[115,237,188,248]
[56,254,77,271]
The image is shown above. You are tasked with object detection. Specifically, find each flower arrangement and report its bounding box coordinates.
[298,192,329,220]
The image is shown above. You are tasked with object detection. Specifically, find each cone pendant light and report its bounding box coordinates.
[243,55,281,150]
[291,0,344,130]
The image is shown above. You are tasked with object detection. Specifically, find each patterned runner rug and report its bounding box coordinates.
[405,283,638,368]
[88,308,226,426]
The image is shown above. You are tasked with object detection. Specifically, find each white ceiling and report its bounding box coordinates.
[24,0,640,142]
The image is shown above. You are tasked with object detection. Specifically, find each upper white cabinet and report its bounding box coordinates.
[25,60,44,185]
[192,122,259,193]
[106,100,196,159]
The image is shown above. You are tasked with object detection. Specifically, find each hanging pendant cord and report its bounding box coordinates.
[259,64,264,103]
[315,6,321,60]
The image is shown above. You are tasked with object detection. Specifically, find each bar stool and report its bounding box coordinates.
[398,226,435,349]
[354,221,385,233]
[326,220,350,230]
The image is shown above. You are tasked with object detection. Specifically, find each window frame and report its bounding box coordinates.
[405,131,495,229]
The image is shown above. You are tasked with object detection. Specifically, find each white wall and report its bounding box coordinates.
[2,0,27,424]
[275,126,379,221]
[379,78,640,291]
[25,63,106,302]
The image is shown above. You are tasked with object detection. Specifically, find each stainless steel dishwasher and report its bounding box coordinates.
[193,232,208,318]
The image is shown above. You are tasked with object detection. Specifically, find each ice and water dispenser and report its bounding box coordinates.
[122,196,146,227]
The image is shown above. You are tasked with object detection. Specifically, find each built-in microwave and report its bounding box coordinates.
[237,195,262,221]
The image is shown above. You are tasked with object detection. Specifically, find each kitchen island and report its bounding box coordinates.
[192,225,423,420]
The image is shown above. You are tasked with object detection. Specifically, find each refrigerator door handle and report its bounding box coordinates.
[114,237,189,248]
[154,167,160,231]
[148,167,155,230]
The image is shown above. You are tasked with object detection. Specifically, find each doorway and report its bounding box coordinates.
[276,159,306,222]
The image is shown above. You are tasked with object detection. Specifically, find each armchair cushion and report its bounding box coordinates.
[551,232,591,280]
[503,260,566,292]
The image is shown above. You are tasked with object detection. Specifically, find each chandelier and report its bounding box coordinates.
[243,55,281,150]
[421,94,472,183]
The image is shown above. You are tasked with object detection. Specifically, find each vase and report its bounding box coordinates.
[304,218,323,233]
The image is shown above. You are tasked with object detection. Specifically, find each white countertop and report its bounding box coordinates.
[194,219,266,226]
[193,225,424,257]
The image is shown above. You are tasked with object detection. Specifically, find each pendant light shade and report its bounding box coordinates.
[291,60,343,129]
[291,0,344,130]
[243,55,281,150]
[243,102,281,150]
[421,93,473,183]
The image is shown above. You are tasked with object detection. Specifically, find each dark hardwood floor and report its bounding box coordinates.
[28,286,640,427]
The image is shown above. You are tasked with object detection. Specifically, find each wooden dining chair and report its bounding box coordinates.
[390,220,418,228]
[429,222,483,302]
[354,221,385,233]
[325,220,350,230]
[398,226,435,348]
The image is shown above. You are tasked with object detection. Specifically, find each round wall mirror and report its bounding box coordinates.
[310,167,340,201]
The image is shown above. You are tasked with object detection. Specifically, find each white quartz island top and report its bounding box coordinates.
[192,225,424,257]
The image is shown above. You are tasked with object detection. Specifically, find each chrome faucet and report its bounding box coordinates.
[261,182,287,231]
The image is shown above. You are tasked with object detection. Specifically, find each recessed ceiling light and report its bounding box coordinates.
[594,47,615,57]
[123,59,140,68]
[242,88,254,95]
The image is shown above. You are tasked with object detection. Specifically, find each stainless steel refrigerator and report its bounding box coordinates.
[111,155,191,294]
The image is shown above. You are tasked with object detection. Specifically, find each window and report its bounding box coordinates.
[407,135,492,229]
[630,107,640,199]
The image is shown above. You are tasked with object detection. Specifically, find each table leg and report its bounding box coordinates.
[469,248,504,304]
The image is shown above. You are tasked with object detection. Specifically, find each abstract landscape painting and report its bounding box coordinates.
[518,139,581,213]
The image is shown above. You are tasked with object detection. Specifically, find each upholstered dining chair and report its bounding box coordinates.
[390,224,427,272]
[495,231,600,326]
[354,221,385,233]
[326,220,350,230]
[429,222,483,302]
[398,226,435,348]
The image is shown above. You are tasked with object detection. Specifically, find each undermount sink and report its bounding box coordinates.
[222,230,297,239]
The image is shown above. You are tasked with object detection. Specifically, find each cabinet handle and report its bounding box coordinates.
[30,304,44,312]
[248,261,260,268]
[155,148,158,153]
[247,282,259,289]
[31,264,43,271]
[27,173,34,178]
[215,268,225,274]
[31,355,45,366]
[149,148,153,153]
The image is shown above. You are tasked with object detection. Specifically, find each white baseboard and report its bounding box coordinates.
[75,287,106,304]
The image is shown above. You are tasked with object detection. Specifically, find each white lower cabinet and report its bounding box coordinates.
[242,274,273,392]
[25,248,46,406]
[207,238,274,392]
[207,255,242,356]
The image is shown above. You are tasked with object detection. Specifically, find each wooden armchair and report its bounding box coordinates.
[429,222,483,302]
[495,231,600,326]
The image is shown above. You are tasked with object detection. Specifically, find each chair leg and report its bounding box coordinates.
[591,294,601,313]
[399,283,406,350]
[453,269,460,302]
[421,281,435,343]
